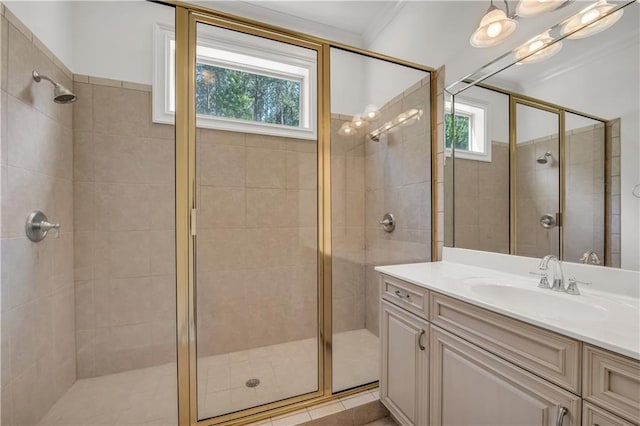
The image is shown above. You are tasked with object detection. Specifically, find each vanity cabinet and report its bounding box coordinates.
[430,326,581,426]
[380,300,429,426]
[583,345,640,424]
[379,272,640,426]
[582,402,635,426]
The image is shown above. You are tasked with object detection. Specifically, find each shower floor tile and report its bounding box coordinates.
[38,329,379,426]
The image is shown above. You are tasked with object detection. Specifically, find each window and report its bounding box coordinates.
[445,99,491,161]
[153,24,317,140]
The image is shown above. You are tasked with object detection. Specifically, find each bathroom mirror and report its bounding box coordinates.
[446,0,638,270]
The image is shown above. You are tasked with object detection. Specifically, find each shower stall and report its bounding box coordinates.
[0,2,434,425]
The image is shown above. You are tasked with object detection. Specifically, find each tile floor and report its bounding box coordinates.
[39,329,379,426]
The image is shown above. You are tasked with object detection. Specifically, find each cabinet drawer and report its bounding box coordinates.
[583,401,635,426]
[430,292,582,393]
[430,326,582,426]
[583,345,640,424]
[380,274,428,320]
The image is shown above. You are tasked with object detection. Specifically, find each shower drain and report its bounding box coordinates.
[245,378,260,388]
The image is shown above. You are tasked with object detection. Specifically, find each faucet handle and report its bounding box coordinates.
[529,271,551,289]
[566,277,592,295]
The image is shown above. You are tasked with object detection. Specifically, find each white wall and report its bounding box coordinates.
[456,86,509,144]
[4,1,74,67]
[363,55,428,111]
[72,1,174,84]
[330,48,366,115]
[515,103,560,143]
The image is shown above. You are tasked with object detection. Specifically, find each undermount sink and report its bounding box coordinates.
[468,283,609,321]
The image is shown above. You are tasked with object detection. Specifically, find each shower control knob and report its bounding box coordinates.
[379,212,396,232]
[539,214,556,229]
[25,210,61,242]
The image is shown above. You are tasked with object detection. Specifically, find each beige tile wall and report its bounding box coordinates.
[332,114,366,334]
[364,77,432,336]
[195,130,318,356]
[1,10,76,425]
[449,142,510,254]
[515,135,561,258]
[606,119,621,267]
[564,123,606,264]
[72,78,176,378]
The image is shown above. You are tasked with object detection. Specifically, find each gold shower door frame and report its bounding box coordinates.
[173,3,437,425]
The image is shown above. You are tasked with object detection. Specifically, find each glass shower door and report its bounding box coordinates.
[191,19,321,422]
[514,101,561,257]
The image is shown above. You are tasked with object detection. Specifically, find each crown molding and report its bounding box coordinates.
[361,1,406,47]
[192,1,365,47]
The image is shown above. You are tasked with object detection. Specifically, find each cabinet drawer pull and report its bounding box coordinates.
[394,290,410,299]
[418,329,426,350]
[556,406,568,426]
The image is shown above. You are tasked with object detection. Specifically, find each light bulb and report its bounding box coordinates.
[581,9,600,24]
[487,22,503,38]
[351,114,365,128]
[529,40,544,52]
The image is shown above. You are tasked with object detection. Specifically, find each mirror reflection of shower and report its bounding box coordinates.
[537,151,553,164]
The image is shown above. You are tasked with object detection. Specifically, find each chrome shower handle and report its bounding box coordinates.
[25,210,61,242]
[37,220,61,238]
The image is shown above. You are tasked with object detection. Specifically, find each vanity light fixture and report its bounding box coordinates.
[561,0,624,39]
[368,108,423,142]
[514,30,563,64]
[338,121,355,136]
[470,0,518,48]
[516,0,566,17]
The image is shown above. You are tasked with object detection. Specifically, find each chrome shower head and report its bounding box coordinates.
[32,70,77,104]
[537,151,552,164]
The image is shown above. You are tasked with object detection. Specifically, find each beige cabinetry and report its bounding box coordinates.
[583,345,640,424]
[430,326,581,426]
[378,273,640,426]
[583,401,635,426]
[380,300,429,426]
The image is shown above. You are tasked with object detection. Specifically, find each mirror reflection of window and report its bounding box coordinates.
[449,87,509,254]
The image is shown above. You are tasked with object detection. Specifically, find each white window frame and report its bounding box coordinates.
[445,97,491,162]
[153,24,317,140]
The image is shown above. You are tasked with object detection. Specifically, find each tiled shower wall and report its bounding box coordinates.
[72,77,176,378]
[515,135,561,258]
[1,9,76,425]
[332,114,366,333]
[564,123,605,264]
[448,141,510,253]
[364,77,432,336]
[195,130,318,356]
[606,119,621,267]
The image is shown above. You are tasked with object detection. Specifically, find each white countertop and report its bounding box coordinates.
[375,260,640,360]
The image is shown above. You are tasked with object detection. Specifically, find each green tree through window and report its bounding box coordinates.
[445,113,470,151]
[195,63,301,126]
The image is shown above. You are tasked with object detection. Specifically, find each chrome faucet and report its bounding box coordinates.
[538,255,565,292]
[580,250,601,265]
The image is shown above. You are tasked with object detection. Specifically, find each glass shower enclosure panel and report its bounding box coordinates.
[514,102,561,257]
[564,112,605,263]
[329,47,431,392]
[193,21,319,421]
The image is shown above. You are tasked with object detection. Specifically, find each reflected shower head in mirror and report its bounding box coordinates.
[32,70,77,104]
[537,151,553,164]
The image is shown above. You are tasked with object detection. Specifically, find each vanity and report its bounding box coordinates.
[376,248,640,426]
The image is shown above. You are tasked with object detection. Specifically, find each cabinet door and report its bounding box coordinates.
[380,300,429,426]
[430,326,581,426]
